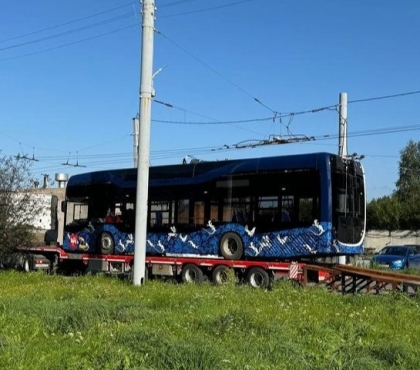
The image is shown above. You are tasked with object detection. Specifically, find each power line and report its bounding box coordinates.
[349,90,420,104]
[4,90,420,165]
[21,121,420,175]
[0,2,137,44]
[313,123,420,142]
[154,99,264,135]
[154,99,221,122]
[159,0,203,8]
[151,90,420,125]
[160,0,258,18]
[0,23,139,62]
[156,29,278,115]
[151,103,335,125]
[153,117,274,124]
[0,13,134,52]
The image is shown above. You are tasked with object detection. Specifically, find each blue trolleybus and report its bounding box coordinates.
[61,152,366,261]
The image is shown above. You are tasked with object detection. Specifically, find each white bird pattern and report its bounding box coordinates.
[168,226,178,240]
[312,219,325,236]
[157,240,165,252]
[188,240,198,249]
[304,244,317,254]
[248,235,274,256]
[204,220,216,235]
[244,225,256,237]
[260,235,272,248]
[118,234,134,252]
[276,235,288,245]
[249,242,260,256]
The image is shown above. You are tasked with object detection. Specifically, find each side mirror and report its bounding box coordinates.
[61,200,67,213]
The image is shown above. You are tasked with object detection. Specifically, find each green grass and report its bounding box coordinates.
[1,271,420,369]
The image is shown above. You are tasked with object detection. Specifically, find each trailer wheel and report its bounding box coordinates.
[219,232,243,260]
[181,264,204,284]
[23,257,32,273]
[212,265,231,285]
[98,232,115,254]
[246,267,272,289]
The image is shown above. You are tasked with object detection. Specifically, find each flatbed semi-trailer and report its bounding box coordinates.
[1,245,311,288]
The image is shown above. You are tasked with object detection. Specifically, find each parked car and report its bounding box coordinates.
[407,253,420,270]
[371,245,420,270]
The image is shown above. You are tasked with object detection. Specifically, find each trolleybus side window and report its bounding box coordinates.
[177,199,189,225]
[66,202,88,225]
[150,200,172,227]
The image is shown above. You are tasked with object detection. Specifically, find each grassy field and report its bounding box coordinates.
[1,271,420,370]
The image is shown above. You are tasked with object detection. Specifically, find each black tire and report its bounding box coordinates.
[212,265,230,285]
[98,232,115,255]
[23,256,32,273]
[246,267,272,289]
[219,232,243,260]
[181,263,204,284]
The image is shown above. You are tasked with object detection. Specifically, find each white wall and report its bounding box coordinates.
[365,230,420,252]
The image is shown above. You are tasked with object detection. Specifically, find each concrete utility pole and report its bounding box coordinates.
[338,92,348,158]
[133,0,155,286]
[338,92,348,265]
[132,115,139,168]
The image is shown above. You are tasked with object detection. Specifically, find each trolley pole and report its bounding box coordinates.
[133,0,155,286]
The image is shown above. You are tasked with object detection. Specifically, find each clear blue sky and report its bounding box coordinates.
[0,0,419,200]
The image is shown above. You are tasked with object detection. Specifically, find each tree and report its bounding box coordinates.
[396,140,420,200]
[367,195,401,234]
[366,140,420,232]
[0,153,43,256]
[395,140,420,230]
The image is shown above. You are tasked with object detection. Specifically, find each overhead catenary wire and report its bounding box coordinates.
[154,99,265,136]
[160,0,258,18]
[0,0,254,48]
[0,0,258,60]
[159,0,205,8]
[152,90,420,126]
[1,2,417,125]
[153,117,274,124]
[4,89,420,165]
[0,23,140,62]
[2,2,416,133]
[0,0,275,126]
[2,1,417,190]
[23,121,420,177]
[349,90,420,104]
[0,2,137,44]
[0,12,135,53]
[156,29,278,116]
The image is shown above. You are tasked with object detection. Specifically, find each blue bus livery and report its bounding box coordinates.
[62,152,366,260]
